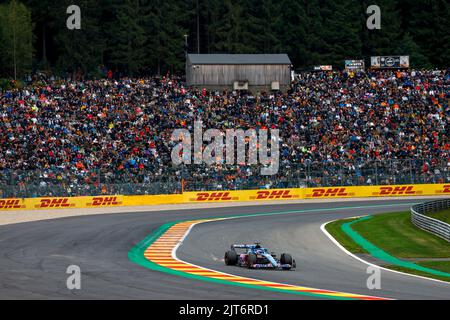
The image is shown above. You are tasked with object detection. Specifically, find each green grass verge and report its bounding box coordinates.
[418,261,450,273]
[325,218,368,254]
[427,208,450,224]
[385,264,450,283]
[352,211,450,258]
[326,211,450,282]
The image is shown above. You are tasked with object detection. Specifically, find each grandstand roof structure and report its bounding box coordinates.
[187,54,292,65]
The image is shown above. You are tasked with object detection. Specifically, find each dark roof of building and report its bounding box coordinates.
[187,54,292,65]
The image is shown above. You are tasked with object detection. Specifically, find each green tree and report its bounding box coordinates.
[396,32,431,68]
[23,0,54,67]
[51,0,104,78]
[361,0,402,56]
[3,0,449,76]
[0,0,33,79]
[275,0,309,66]
[242,0,282,54]
[144,0,190,74]
[432,0,450,68]
[201,0,221,53]
[405,0,450,68]
[303,0,326,66]
[318,0,362,66]
[106,0,147,76]
[212,0,256,53]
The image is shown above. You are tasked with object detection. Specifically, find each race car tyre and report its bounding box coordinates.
[224,250,238,265]
[247,253,257,269]
[280,253,293,270]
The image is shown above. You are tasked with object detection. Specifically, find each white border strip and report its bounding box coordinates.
[320,218,450,286]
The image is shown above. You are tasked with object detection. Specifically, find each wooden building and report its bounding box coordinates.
[186,54,292,92]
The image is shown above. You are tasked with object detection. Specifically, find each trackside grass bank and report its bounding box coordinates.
[427,208,450,224]
[326,211,450,282]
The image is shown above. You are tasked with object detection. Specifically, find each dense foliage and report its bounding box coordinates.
[0,0,449,78]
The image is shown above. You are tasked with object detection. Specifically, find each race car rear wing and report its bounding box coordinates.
[231,244,258,249]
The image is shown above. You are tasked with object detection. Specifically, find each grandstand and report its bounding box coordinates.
[0,69,448,197]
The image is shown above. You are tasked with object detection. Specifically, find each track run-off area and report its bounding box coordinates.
[1,199,449,299]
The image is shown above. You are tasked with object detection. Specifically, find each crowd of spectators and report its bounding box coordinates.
[0,69,449,197]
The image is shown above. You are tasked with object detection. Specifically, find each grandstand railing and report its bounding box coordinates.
[1,158,449,197]
[411,199,450,242]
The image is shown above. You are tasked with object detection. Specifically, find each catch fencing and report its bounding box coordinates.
[1,158,449,198]
[411,199,450,242]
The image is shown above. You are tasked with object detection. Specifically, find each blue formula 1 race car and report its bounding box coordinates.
[224,243,296,270]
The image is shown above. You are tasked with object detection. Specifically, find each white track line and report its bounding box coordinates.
[320,218,450,286]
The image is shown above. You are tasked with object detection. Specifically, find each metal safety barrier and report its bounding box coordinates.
[411,199,450,242]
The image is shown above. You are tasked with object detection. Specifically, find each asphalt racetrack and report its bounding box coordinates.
[1,199,449,299]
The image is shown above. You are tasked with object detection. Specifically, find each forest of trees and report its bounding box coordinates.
[0,0,449,79]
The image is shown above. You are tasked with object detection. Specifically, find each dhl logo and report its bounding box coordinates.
[190,192,238,202]
[306,188,352,198]
[250,190,298,200]
[436,185,450,194]
[35,198,73,208]
[0,199,23,209]
[87,196,121,206]
[372,186,420,196]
